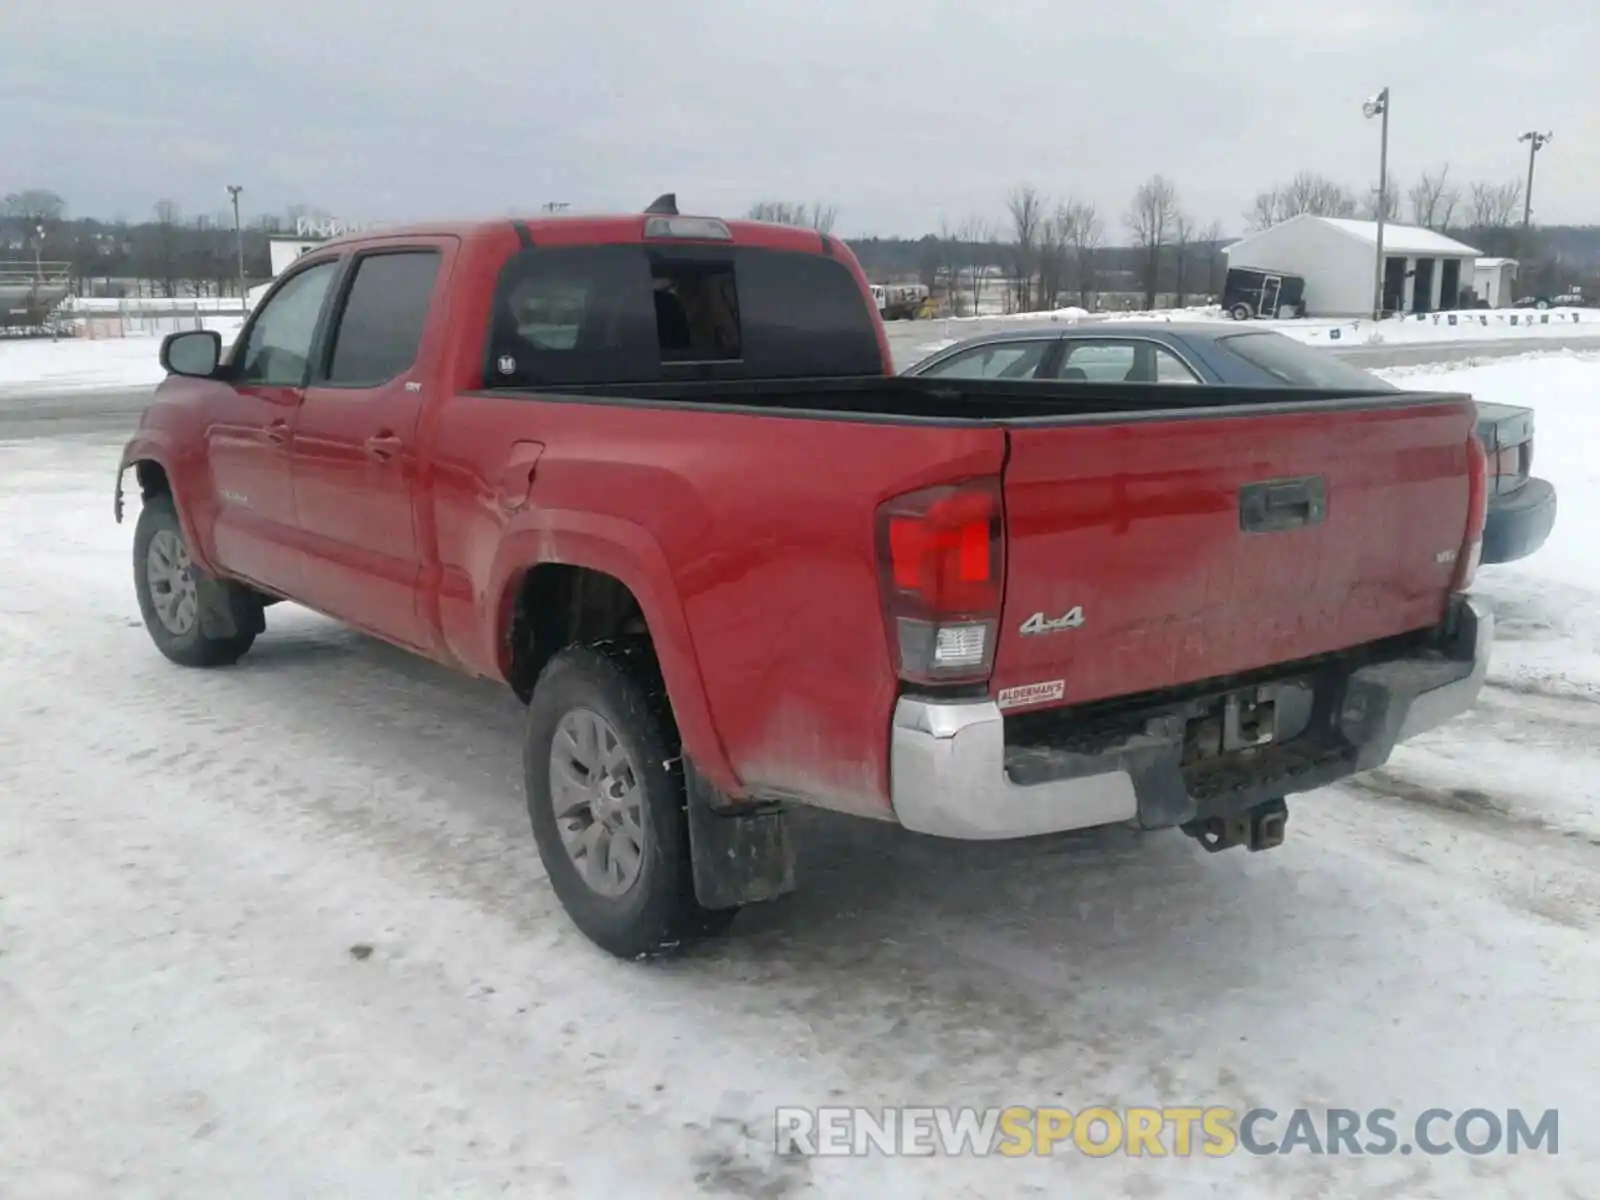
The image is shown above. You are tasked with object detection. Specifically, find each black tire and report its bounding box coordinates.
[1229,302,1253,321]
[132,493,258,667]
[524,641,736,959]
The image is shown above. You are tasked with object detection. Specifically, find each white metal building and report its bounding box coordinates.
[267,235,326,278]
[1472,257,1518,308]
[266,219,373,280]
[1224,214,1482,317]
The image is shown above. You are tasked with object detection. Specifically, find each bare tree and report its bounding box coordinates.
[1037,201,1079,310]
[957,214,993,316]
[746,200,839,234]
[807,202,839,236]
[1126,175,1178,309]
[1361,179,1401,222]
[3,189,69,222]
[1005,184,1044,311]
[933,218,966,314]
[1467,180,1524,230]
[1246,171,1357,229]
[1285,170,1358,219]
[1171,210,1195,307]
[1408,165,1460,230]
[152,200,182,298]
[1064,200,1101,307]
[1246,191,1280,232]
[1197,219,1224,297]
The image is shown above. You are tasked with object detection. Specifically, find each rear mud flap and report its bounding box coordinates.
[195,572,265,641]
[684,762,796,910]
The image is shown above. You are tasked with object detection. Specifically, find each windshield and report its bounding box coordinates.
[1217,332,1397,391]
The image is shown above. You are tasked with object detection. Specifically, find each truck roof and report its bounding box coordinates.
[312,214,840,255]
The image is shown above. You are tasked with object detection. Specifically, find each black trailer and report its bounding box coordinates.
[1222,267,1306,321]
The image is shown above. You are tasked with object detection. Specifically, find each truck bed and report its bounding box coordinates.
[495,375,1453,424]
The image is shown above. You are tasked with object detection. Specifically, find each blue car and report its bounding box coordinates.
[902,323,1556,566]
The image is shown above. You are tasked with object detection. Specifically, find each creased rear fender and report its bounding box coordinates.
[487,510,740,796]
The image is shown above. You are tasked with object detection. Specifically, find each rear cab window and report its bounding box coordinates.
[484,240,882,388]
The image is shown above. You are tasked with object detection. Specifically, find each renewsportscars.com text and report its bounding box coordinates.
[775,1106,1559,1158]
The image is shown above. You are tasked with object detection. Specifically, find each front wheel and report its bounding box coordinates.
[1229,302,1253,321]
[132,494,259,667]
[524,642,736,958]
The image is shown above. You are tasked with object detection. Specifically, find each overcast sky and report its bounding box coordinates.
[4,0,1595,238]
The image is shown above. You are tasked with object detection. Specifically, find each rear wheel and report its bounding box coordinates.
[524,642,736,958]
[1229,302,1254,321]
[132,494,258,667]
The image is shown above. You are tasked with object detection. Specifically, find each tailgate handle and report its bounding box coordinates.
[1240,476,1325,533]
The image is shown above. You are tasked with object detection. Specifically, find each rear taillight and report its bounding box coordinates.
[1454,437,1488,593]
[875,478,1004,684]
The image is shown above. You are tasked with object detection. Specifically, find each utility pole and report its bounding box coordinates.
[1517,131,1552,228]
[227,185,247,310]
[1363,87,1390,320]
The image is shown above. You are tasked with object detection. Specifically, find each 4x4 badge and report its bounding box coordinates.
[1019,607,1085,635]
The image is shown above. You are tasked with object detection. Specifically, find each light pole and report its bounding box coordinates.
[226,185,246,310]
[1517,131,1552,228]
[1363,87,1390,320]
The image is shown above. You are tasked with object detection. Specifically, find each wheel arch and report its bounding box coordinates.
[490,523,739,796]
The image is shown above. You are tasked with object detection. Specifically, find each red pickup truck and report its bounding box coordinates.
[116,199,1493,958]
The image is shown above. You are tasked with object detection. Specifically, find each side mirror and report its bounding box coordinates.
[160,329,222,378]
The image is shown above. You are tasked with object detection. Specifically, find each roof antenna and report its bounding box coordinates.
[644,193,678,215]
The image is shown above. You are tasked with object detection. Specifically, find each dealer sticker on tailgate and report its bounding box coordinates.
[997,680,1066,710]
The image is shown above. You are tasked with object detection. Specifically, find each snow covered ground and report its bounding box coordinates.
[0,317,243,398]
[1,354,1598,1197]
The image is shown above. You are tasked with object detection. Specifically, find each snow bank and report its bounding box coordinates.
[1369,351,1600,844]
[904,303,1596,346]
[886,308,1600,371]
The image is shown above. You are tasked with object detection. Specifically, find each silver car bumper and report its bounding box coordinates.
[889,596,1493,841]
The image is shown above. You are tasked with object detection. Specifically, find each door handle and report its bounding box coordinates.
[365,433,403,461]
[265,420,290,444]
[1239,476,1326,533]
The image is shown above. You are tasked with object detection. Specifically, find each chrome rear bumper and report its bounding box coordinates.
[889,596,1493,840]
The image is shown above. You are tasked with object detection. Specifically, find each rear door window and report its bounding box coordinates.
[1055,339,1201,384]
[323,250,442,386]
[485,243,882,387]
[489,246,659,386]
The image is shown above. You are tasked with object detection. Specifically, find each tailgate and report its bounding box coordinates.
[993,398,1477,708]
